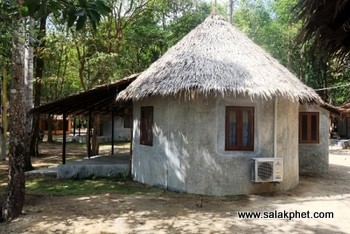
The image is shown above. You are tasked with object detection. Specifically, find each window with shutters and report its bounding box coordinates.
[299,112,319,144]
[225,106,254,151]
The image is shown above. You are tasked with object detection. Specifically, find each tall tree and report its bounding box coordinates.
[2,0,27,220]
[1,0,111,221]
[227,0,235,24]
[23,17,35,170]
[0,0,12,162]
[29,13,47,156]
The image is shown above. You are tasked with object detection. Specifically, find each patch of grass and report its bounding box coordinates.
[25,178,159,196]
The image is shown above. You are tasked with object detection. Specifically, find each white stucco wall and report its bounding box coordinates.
[132,94,299,195]
[101,116,131,141]
[299,104,329,175]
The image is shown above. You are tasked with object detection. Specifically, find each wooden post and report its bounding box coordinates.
[87,110,92,158]
[73,117,76,136]
[78,118,81,136]
[129,105,133,178]
[62,112,67,164]
[111,110,115,155]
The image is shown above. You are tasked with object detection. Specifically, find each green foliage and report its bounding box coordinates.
[165,2,211,46]
[40,0,212,89]
[114,0,210,77]
[5,0,350,104]
[23,0,111,30]
[40,31,81,102]
[115,10,167,77]
[0,0,14,64]
[233,0,299,69]
[232,0,350,104]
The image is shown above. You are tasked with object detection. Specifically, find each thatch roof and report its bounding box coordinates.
[296,0,350,60]
[117,14,321,103]
[320,102,342,116]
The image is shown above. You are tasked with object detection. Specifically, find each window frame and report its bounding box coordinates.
[299,112,319,144]
[140,106,153,146]
[225,106,254,151]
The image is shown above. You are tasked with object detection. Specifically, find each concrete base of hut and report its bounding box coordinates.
[57,155,130,179]
[57,164,129,179]
[26,154,130,179]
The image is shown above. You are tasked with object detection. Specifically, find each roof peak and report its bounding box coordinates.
[117,13,321,103]
[207,13,226,21]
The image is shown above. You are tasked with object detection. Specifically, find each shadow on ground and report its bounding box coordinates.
[0,148,349,233]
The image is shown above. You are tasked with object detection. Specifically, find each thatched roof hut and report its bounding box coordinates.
[117,14,321,103]
[296,0,350,59]
[119,14,330,196]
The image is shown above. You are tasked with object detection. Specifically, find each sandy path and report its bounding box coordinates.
[0,148,349,234]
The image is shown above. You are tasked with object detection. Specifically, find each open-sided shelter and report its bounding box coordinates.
[32,74,137,162]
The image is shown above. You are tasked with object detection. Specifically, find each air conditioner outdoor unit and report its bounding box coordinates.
[251,158,283,183]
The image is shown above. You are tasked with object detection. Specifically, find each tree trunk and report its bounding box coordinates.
[23,17,34,171]
[91,115,100,156]
[1,65,8,161]
[2,14,26,221]
[227,0,234,24]
[30,15,47,157]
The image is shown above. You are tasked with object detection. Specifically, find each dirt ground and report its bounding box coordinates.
[0,143,350,234]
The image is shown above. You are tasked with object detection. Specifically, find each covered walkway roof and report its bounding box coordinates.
[31,74,138,116]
